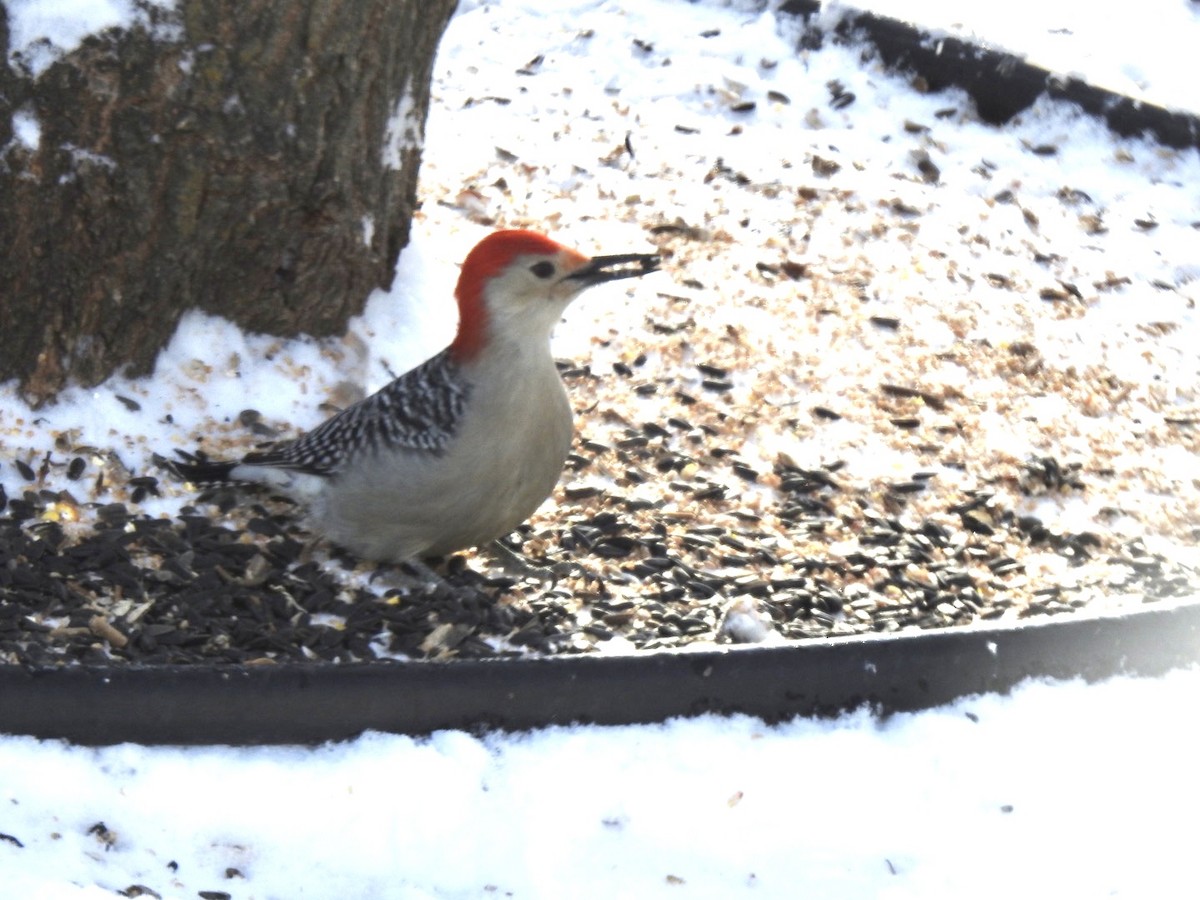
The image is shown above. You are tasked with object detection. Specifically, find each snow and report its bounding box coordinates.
[2,0,1200,896]
[3,0,178,76]
[2,669,1197,898]
[382,78,425,169]
[10,107,40,149]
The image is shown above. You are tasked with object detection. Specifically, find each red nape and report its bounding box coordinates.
[450,230,567,361]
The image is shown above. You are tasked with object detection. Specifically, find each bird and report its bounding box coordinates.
[171,229,660,566]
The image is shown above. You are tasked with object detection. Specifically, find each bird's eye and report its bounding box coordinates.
[529,261,556,279]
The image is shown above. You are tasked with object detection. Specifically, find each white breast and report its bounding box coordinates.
[310,346,574,562]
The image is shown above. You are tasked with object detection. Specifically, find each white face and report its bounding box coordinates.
[482,250,594,344]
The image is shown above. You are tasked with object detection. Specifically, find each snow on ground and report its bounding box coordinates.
[2,0,1200,896]
[2,669,1198,900]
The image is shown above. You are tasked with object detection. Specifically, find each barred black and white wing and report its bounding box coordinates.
[239,348,470,477]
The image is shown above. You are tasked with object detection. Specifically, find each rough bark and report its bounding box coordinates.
[0,0,457,405]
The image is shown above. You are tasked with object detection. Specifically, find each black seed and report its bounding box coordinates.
[675,390,696,406]
[564,453,590,471]
[780,260,806,279]
[14,459,35,482]
[915,155,940,183]
[811,155,841,177]
[890,417,921,429]
[960,510,995,536]
[115,395,141,412]
[7,498,37,520]
[593,536,639,558]
[247,518,285,538]
[702,379,734,393]
[564,485,604,500]
[66,457,86,480]
[128,476,160,494]
[880,383,920,399]
[870,316,900,329]
[948,493,991,514]
[731,462,759,481]
[97,503,130,523]
[719,534,748,551]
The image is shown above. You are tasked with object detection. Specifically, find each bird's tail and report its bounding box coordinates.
[167,457,238,484]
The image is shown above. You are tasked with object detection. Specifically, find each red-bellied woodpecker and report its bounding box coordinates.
[172,229,660,564]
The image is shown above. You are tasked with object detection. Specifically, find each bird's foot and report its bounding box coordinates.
[486,540,585,584]
[368,557,461,597]
[371,557,503,609]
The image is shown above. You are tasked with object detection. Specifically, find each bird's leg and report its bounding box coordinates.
[365,557,471,599]
[485,540,586,584]
[294,536,447,595]
[396,557,453,586]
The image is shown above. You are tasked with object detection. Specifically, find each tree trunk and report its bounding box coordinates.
[0,0,457,405]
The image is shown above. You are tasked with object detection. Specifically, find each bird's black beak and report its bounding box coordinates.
[566,252,661,287]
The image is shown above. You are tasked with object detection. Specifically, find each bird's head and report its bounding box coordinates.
[450,229,660,361]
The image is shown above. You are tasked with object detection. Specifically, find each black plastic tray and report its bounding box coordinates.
[3,601,1197,745]
[782,0,1200,148]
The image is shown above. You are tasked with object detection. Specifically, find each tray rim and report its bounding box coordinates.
[3,598,1196,745]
